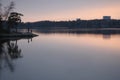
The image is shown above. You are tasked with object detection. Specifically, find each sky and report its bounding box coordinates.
[2,0,120,22]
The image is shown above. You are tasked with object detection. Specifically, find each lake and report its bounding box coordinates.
[0,30,120,80]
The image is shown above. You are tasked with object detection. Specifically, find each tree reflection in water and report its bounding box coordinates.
[7,40,22,59]
[0,39,22,72]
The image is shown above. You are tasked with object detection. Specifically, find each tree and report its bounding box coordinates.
[0,1,23,33]
[0,0,15,33]
[0,0,15,21]
[8,12,23,33]
[0,0,3,32]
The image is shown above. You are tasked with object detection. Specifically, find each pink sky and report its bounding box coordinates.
[3,0,120,22]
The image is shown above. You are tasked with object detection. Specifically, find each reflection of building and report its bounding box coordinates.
[103,34,111,39]
[103,16,111,20]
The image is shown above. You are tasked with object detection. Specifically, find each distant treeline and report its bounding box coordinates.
[19,19,120,29]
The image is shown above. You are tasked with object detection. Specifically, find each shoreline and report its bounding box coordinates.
[0,32,38,38]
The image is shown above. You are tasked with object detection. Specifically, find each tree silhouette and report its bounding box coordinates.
[0,15,2,32]
[0,1,15,33]
[8,12,23,33]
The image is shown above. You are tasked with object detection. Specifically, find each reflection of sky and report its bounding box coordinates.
[2,0,120,22]
[1,33,120,80]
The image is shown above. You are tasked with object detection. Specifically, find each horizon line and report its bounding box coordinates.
[24,18,120,23]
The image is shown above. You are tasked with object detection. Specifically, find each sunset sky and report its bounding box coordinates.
[2,0,120,22]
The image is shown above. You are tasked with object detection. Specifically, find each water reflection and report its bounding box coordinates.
[0,37,33,73]
[103,34,111,39]
[0,29,120,80]
[31,28,120,39]
[0,39,21,72]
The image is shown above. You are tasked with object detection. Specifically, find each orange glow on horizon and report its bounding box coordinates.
[22,4,120,22]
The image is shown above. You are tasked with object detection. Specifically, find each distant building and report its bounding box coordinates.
[76,18,81,21]
[103,16,111,20]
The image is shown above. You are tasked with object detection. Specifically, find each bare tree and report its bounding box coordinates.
[0,0,15,21]
[0,0,15,33]
[0,0,2,16]
[0,0,3,32]
[0,0,3,19]
[4,1,15,20]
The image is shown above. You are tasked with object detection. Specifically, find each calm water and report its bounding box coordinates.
[0,32,120,80]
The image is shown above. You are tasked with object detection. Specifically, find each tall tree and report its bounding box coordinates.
[0,0,15,33]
